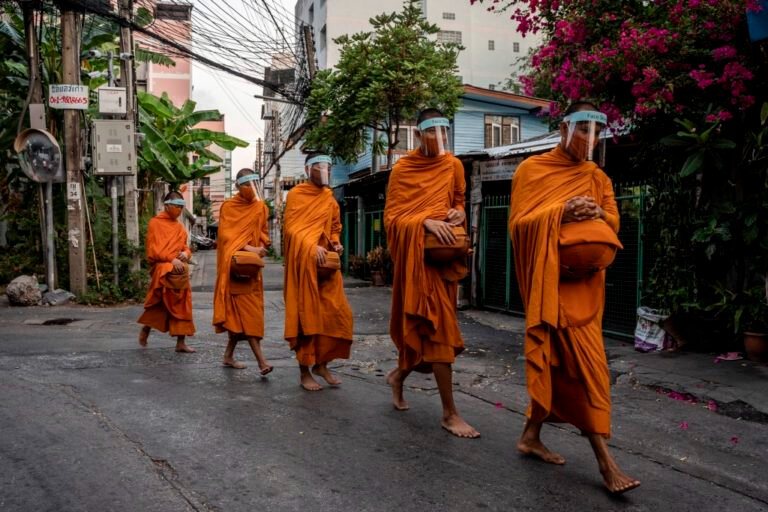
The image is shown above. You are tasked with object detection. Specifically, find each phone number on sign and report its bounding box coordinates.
[49,95,88,106]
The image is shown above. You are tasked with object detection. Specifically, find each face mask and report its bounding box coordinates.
[305,156,332,188]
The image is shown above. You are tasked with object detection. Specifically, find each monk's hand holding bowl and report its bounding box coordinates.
[424,218,457,245]
[316,245,328,265]
[244,244,268,257]
[177,251,189,263]
[445,208,466,226]
[332,242,344,256]
[171,257,185,273]
[564,196,598,223]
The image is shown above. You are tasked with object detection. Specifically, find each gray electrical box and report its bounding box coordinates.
[91,119,135,176]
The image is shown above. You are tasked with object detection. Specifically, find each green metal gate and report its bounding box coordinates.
[363,206,386,255]
[343,210,357,271]
[479,192,646,337]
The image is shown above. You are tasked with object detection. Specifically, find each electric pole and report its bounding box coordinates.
[119,0,141,273]
[61,6,87,296]
[22,3,57,292]
[255,138,263,177]
[272,110,282,256]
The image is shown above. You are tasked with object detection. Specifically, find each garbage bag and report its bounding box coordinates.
[634,306,671,352]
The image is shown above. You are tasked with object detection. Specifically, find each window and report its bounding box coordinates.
[484,115,521,147]
[488,40,495,50]
[489,84,496,91]
[308,4,314,24]
[437,30,462,44]
[442,12,455,20]
[320,0,326,6]
[319,24,327,50]
[513,42,520,53]
[393,124,418,151]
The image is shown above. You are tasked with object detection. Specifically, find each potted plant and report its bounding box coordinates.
[366,246,386,286]
[348,254,365,279]
[740,285,768,362]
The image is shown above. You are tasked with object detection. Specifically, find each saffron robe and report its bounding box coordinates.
[508,146,620,436]
[385,150,467,372]
[283,182,353,366]
[137,211,195,336]
[213,194,270,340]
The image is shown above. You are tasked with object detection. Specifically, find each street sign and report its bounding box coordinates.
[49,84,89,110]
[479,157,523,181]
[98,87,127,114]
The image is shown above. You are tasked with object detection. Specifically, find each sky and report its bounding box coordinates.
[190,0,296,174]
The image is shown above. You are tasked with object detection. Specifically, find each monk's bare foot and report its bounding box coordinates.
[601,467,641,494]
[386,369,409,411]
[517,438,566,465]
[175,343,196,353]
[138,326,150,347]
[312,364,341,385]
[300,371,323,391]
[223,358,247,369]
[441,414,480,438]
[259,363,274,376]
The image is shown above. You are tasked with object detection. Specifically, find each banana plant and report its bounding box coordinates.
[137,91,248,188]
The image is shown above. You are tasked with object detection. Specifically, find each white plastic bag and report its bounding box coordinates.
[634,307,670,352]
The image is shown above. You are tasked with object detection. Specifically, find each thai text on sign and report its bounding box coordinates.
[49,84,89,110]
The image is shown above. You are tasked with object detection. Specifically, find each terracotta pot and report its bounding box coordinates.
[371,270,385,287]
[744,332,768,362]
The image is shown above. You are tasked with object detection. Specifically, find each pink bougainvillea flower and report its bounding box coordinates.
[730,436,739,444]
[679,421,689,430]
[715,352,744,361]
[707,401,718,412]
[495,402,503,409]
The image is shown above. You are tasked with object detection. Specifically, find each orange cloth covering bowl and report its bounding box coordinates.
[559,220,621,280]
[424,225,469,263]
[317,251,340,279]
[163,263,190,290]
[230,250,265,279]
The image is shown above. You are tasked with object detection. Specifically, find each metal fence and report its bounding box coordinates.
[479,191,647,338]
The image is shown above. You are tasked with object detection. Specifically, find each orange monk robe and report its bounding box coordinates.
[283,183,353,366]
[137,211,195,336]
[384,150,467,372]
[212,194,270,340]
[508,146,620,436]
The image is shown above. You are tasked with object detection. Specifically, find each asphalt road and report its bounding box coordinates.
[1,253,766,511]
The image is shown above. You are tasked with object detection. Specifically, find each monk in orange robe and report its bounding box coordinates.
[138,191,196,353]
[509,101,640,493]
[283,153,353,391]
[385,109,479,438]
[212,169,273,375]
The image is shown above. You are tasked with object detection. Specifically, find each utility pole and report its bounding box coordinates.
[303,25,317,79]
[22,3,56,292]
[254,138,263,177]
[61,6,87,296]
[119,0,141,274]
[272,110,282,256]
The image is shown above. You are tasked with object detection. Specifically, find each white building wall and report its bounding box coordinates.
[294,0,540,88]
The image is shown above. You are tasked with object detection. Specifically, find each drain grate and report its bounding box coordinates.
[41,318,80,326]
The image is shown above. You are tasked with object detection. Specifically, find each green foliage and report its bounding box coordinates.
[137,91,248,189]
[304,0,463,165]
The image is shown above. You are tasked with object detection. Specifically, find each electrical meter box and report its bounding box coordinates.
[91,119,135,176]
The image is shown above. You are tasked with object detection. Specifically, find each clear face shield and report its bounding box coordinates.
[416,117,452,158]
[305,155,332,187]
[562,111,608,166]
[236,173,263,202]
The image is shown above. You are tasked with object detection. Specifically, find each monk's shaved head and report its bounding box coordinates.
[563,101,600,117]
[236,168,256,181]
[417,108,444,125]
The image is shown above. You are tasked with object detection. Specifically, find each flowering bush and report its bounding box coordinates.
[471,0,763,128]
[472,0,768,340]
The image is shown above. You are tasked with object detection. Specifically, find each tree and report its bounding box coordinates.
[304,0,464,169]
[137,91,248,191]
